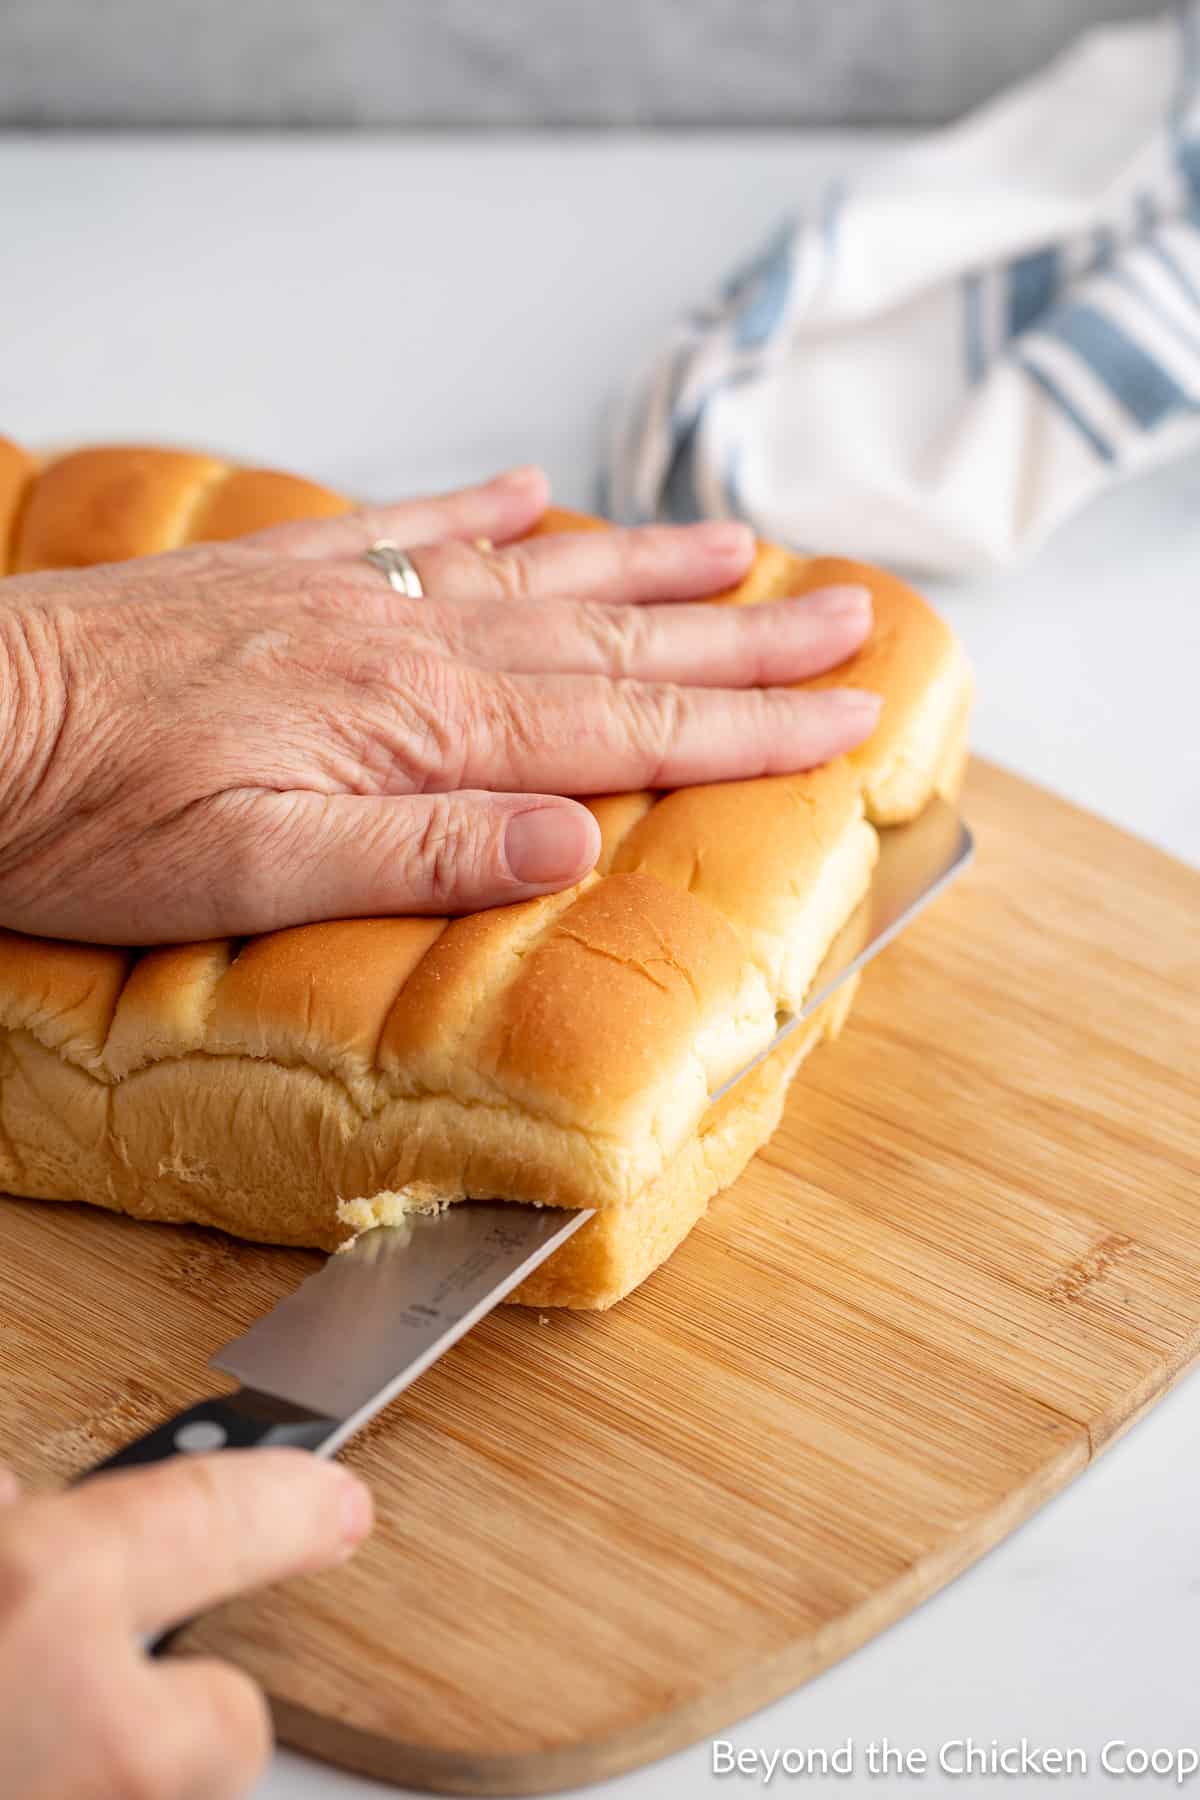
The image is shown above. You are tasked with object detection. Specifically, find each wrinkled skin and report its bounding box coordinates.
[0,466,878,943]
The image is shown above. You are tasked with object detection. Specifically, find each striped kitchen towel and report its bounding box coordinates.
[605,4,1200,576]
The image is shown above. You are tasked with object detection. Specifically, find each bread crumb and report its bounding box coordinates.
[335,1185,454,1248]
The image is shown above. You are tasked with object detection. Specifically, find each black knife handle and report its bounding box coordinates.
[83,1387,339,1477]
[75,1388,343,1656]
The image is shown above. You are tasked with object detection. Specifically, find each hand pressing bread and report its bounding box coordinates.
[0,444,970,1303]
[0,465,878,944]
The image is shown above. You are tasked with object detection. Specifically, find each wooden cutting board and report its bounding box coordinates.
[1,759,1197,1795]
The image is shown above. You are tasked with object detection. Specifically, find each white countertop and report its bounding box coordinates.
[2,132,1196,1798]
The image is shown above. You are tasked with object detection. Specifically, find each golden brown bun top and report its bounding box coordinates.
[5,444,352,574]
[0,436,35,574]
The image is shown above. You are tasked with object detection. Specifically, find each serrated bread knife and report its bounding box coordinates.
[87,799,973,1482]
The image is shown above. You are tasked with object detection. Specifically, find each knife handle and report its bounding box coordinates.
[83,1386,339,1477]
[77,1389,343,1656]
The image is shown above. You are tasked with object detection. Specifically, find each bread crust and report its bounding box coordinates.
[0,448,971,1306]
[0,436,36,574]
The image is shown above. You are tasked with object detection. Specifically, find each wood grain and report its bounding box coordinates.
[1,759,1197,1794]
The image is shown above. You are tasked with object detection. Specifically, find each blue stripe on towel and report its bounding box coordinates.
[1018,356,1117,461]
[1109,263,1200,359]
[1008,247,1060,338]
[1042,301,1191,427]
[1091,225,1117,272]
[660,407,708,523]
[722,443,747,520]
[1147,233,1200,308]
[1171,1,1200,202]
[963,272,986,382]
[1171,137,1200,211]
[720,216,796,302]
[731,226,796,351]
[1175,147,1200,213]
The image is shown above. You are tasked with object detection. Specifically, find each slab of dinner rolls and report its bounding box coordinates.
[0,441,971,1307]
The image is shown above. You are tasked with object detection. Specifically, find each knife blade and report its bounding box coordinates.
[88,1202,590,1475]
[86,800,973,1482]
[211,1202,592,1455]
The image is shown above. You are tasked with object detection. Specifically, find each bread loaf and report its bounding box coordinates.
[0,440,971,1307]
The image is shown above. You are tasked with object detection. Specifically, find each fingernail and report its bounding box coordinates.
[822,687,883,723]
[801,584,872,621]
[496,465,544,489]
[696,520,755,557]
[505,806,597,884]
[337,1470,374,1547]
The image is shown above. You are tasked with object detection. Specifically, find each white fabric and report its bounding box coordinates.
[606,6,1200,576]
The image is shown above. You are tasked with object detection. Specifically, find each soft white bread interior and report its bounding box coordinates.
[0,444,971,1307]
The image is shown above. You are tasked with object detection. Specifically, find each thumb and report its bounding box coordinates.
[224,788,601,927]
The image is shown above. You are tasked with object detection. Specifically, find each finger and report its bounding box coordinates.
[424,584,872,682]
[241,465,550,559]
[453,675,883,793]
[55,1449,373,1635]
[0,1465,19,1507]
[152,1657,272,1800]
[397,518,756,608]
[209,790,602,926]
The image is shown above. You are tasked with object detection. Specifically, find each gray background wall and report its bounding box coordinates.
[0,0,1168,129]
